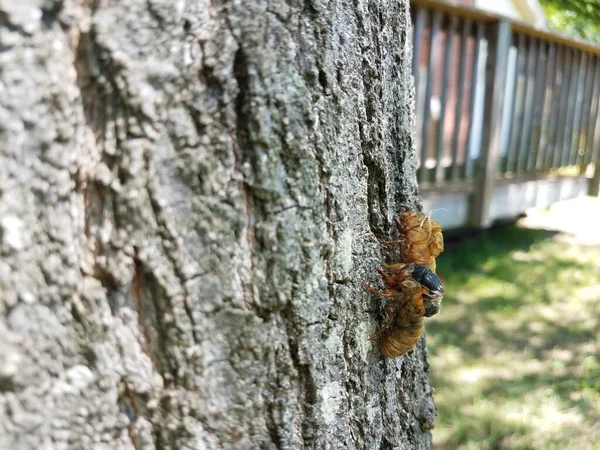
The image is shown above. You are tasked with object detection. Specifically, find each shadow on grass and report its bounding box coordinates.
[439,226,559,278]
[433,364,600,449]
[430,300,597,358]
[435,406,533,450]
[429,224,600,449]
[479,370,600,419]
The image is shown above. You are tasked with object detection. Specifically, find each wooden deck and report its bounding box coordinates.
[411,0,600,229]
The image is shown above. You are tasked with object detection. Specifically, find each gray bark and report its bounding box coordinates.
[0,0,435,449]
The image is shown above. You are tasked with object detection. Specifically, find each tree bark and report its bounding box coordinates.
[0,0,435,448]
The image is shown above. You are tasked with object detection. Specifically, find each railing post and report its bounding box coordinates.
[469,20,512,228]
[590,142,600,196]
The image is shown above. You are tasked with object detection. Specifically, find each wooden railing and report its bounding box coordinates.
[411,0,600,229]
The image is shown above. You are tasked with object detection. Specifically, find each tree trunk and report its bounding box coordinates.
[0,0,435,448]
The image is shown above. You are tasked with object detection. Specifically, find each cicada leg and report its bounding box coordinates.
[379,236,409,248]
[382,262,409,272]
[362,282,395,298]
[368,297,405,341]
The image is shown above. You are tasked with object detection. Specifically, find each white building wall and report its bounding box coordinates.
[475,0,547,27]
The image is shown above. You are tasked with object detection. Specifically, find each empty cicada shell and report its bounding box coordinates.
[394,205,444,272]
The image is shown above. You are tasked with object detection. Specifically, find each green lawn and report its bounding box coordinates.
[428,224,600,450]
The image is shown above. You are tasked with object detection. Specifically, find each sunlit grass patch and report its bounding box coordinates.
[428,223,600,450]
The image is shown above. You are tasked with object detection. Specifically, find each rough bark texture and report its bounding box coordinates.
[0,0,435,448]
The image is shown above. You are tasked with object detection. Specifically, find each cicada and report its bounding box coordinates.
[364,205,445,358]
[363,263,443,358]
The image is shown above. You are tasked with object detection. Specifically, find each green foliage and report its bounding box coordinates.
[429,224,600,449]
[539,0,600,43]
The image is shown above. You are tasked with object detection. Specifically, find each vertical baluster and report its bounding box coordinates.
[559,50,580,167]
[573,54,593,168]
[535,43,556,171]
[590,96,600,195]
[419,10,442,183]
[450,19,471,182]
[563,51,585,167]
[590,109,600,194]
[527,40,548,173]
[545,46,565,170]
[464,23,483,180]
[584,56,600,167]
[499,36,519,175]
[553,48,573,168]
[587,84,600,195]
[517,36,538,173]
[577,56,597,169]
[470,20,512,228]
[435,16,456,183]
[412,7,427,170]
[506,33,526,173]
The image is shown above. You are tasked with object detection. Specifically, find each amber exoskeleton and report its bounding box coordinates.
[391,205,444,273]
[363,263,444,358]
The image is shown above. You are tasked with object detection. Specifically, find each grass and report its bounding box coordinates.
[428,222,600,450]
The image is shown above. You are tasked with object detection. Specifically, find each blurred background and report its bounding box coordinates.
[429,197,600,449]
[409,0,600,448]
[411,0,600,228]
